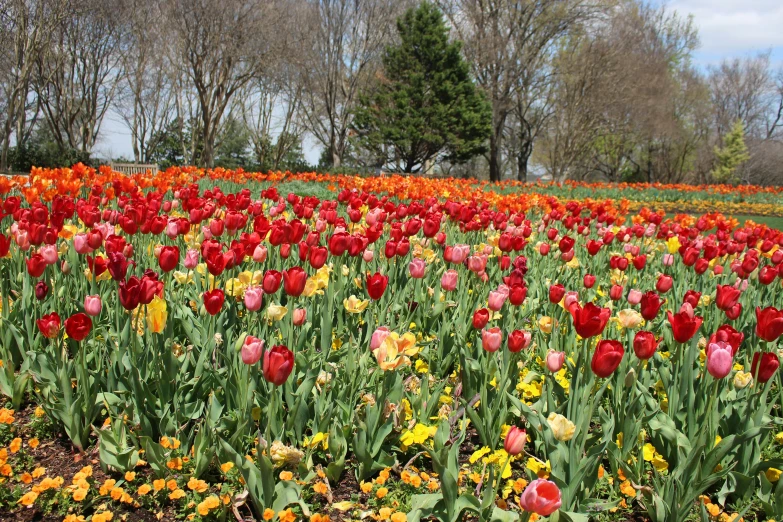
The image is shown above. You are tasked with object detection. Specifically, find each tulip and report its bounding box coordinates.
[203,289,225,316]
[709,324,743,356]
[715,285,741,312]
[344,295,369,314]
[283,267,308,297]
[609,284,623,301]
[36,312,61,338]
[40,245,58,265]
[26,254,46,278]
[756,306,783,342]
[487,289,507,312]
[508,285,527,306]
[570,303,611,338]
[35,281,49,300]
[683,290,701,309]
[591,340,624,377]
[184,249,199,269]
[157,245,180,273]
[508,330,532,352]
[253,245,268,263]
[84,295,102,317]
[546,350,565,372]
[656,274,673,293]
[241,336,264,365]
[366,272,389,300]
[504,427,527,456]
[266,303,288,322]
[472,308,490,329]
[583,274,595,288]
[481,327,503,352]
[751,352,780,383]
[74,234,93,255]
[548,284,565,304]
[734,371,753,389]
[293,308,307,326]
[409,258,426,279]
[64,313,92,342]
[263,345,295,386]
[520,480,562,516]
[639,291,663,320]
[667,304,703,343]
[633,331,658,360]
[362,250,374,262]
[309,246,328,269]
[616,309,643,329]
[706,341,733,379]
[441,269,458,291]
[546,413,575,442]
[244,286,263,312]
[262,270,282,294]
[627,289,642,305]
[370,327,391,350]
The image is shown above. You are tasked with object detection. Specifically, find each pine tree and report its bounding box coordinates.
[353,1,491,173]
[711,120,750,184]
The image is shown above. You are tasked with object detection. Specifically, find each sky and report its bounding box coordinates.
[92,0,783,164]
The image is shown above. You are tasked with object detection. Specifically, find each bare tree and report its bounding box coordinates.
[0,0,67,170]
[33,0,125,157]
[296,0,404,168]
[115,0,174,163]
[165,0,285,167]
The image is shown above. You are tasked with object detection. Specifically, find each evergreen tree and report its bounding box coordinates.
[353,1,491,173]
[711,120,750,184]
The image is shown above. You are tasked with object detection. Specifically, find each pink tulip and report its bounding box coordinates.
[441,270,458,291]
[40,245,58,265]
[487,289,507,311]
[244,286,263,312]
[627,289,642,305]
[293,308,307,326]
[74,233,93,255]
[662,254,674,266]
[241,336,264,365]
[84,295,102,317]
[165,221,179,239]
[706,341,733,379]
[519,479,562,516]
[481,327,503,352]
[370,327,391,350]
[184,249,199,269]
[546,351,566,372]
[409,259,426,279]
[253,245,268,263]
[363,250,374,262]
[504,427,527,455]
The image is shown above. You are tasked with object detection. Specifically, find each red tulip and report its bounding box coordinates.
[656,275,673,293]
[683,290,701,308]
[0,233,10,258]
[715,285,741,312]
[751,352,780,383]
[472,308,490,329]
[709,325,744,356]
[667,304,703,343]
[570,303,611,338]
[37,312,61,338]
[366,272,389,300]
[309,246,328,269]
[633,331,658,360]
[263,345,295,386]
[26,254,46,278]
[35,281,49,300]
[756,306,783,342]
[107,252,132,281]
[508,330,532,352]
[558,236,574,253]
[118,276,141,310]
[639,291,663,320]
[262,270,283,294]
[282,267,307,297]
[508,285,527,306]
[549,284,565,304]
[609,284,623,301]
[591,340,624,377]
[158,245,180,272]
[64,313,92,342]
[203,289,225,316]
[583,274,596,288]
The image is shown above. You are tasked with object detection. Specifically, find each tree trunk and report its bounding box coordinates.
[488,132,501,182]
[517,139,533,182]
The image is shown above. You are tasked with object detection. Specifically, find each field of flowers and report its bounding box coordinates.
[1,164,783,522]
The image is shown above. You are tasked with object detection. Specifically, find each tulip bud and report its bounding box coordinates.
[293,308,307,326]
[624,368,636,388]
[546,350,565,372]
[504,427,527,456]
[84,295,102,316]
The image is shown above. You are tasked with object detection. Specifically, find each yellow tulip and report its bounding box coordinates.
[146,296,168,334]
[266,303,288,321]
[547,413,575,442]
[343,295,369,314]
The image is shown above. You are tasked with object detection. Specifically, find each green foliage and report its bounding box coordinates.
[353,1,491,173]
[711,120,750,184]
[9,125,91,171]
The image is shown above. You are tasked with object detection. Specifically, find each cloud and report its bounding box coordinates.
[667,0,783,60]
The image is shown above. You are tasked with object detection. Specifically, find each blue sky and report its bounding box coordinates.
[94,1,783,163]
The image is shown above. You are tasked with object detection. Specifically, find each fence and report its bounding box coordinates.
[110,163,159,175]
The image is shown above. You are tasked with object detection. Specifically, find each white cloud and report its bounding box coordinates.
[668,0,783,59]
